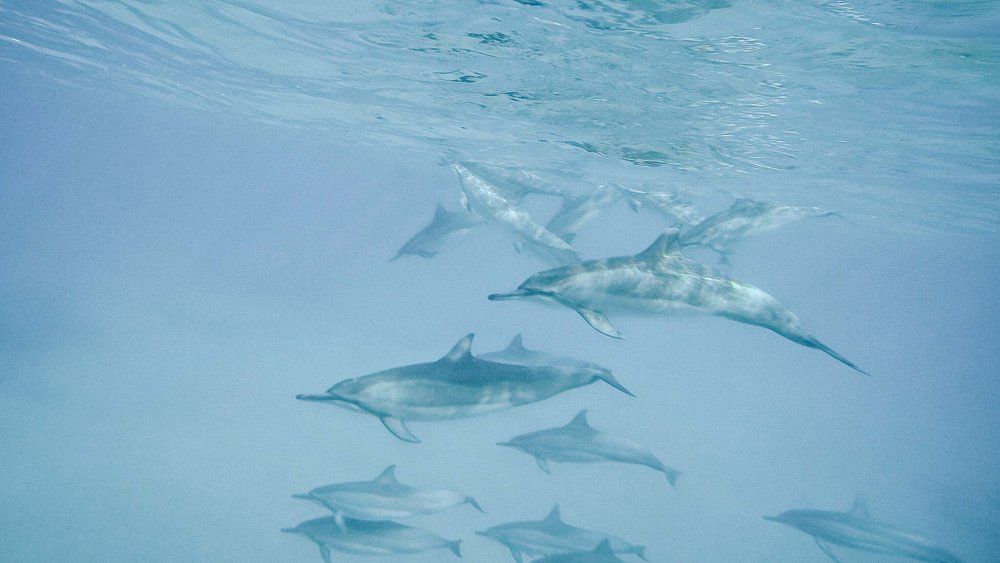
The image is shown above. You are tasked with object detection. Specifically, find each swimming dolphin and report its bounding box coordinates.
[454,163,580,266]
[488,229,867,374]
[497,410,680,487]
[293,465,483,530]
[614,185,704,225]
[680,197,840,262]
[296,334,633,443]
[282,516,461,562]
[457,161,568,200]
[479,334,614,374]
[477,504,647,563]
[391,202,483,260]
[531,539,627,562]
[764,499,964,563]
[544,185,622,245]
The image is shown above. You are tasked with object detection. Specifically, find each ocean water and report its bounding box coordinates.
[1,1,998,562]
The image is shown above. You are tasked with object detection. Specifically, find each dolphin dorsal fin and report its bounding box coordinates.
[848,497,871,520]
[375,465,399,485]
[431,202,450,223]
[593,539,614,555]
[544,504,563,525]
[504,334,527,354]
[636,228,682,262]
[567,410,591,428]
[440,334,475,364]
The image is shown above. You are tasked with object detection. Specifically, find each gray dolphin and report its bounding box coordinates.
[454,163,580,266]
[680,197,840,262]
[282,516,461,562]
[392,202,483,260]
[457,161,568,200]
[615,185,704,225]
[477,504,647,563]
[765,499,964,563]
[293,465,483,529]
[497,410,680,487]
[532,539,627,562]
[488,229,867,374]
[479,334,613,374]
[544,185,622,245]
[296,334,633,443]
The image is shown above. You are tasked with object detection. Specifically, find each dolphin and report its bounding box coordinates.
[544,185,622,245]
[488,229,867,374]
[457,161,568,200]
[614,185,704,225]
[680,197,840,262]
[293,465,483,529]
[531,539,627,562]
[477,504,647,563]
[479,334,613,374]
[282,516,461,562]
[454,163,580,266]
[497,410,680,487]
[296,334,633,443]
[391,202,483,260]
[764,499,964,563]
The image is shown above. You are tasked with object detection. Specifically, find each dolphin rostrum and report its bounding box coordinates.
[391,202,483,260]
[488,229,867,374]
[532,539,627,562]
[680,197,840,262]
[497,410,680,487]
[477,504,647,563]
[293,465,483,530]
[454,163,580,266]
[282,516,461,562]
[296,334,633,443]
[764,499,964,562]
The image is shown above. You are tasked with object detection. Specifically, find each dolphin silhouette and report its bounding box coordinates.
[391,202,482,261]
[282,516,461,562]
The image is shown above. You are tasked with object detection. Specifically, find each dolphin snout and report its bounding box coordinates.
[488,289,533,301]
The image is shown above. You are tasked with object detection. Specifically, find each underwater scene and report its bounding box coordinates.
[1,1,998,561]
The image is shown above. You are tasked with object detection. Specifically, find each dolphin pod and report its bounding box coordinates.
[765,499,964,562]
[489,228,868,374]
[477,504,647,563]
[498,409,680,487]
[292,465,483,529]
[296,333,633,443]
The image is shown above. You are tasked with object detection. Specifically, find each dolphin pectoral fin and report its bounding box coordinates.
[334,512,346,532]
[460,191,471,212]
[576,308,623,339]
[508,547,525,563]
[448,540,462,558]
[319,544,332,563]
[815,538,843,563]
[535,456,551,474]
[380,416,420,443]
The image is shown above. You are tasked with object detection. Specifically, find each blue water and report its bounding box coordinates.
[1,1,998,561]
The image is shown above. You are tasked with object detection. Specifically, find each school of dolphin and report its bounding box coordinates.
[287,163,964,561]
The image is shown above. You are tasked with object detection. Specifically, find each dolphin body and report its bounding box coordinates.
[293,465,483,529]
[531,539,626,562]
[477,505,647,563]
[680,197,840,262]
[457,161,568,200]
[615,185,704,225]
[479,334,613,374]
[454,163,580,266]
[282,516,461,562]
[296,334,633,443]
[392,202,483,260]
[764,499,964,563]
[544,185,622,245]
[497,410,680,487]
[488,229,867,374]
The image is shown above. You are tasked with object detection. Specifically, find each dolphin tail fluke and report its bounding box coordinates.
[448,540,463,558]
[380,416,421,443]
[598,372,635,397]
[467,497,485,513]
[807,338,869,376]
[577,308,623,339]
[662,467,681,488]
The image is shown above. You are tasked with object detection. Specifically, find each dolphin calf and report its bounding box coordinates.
[497,410,680,487]
[489,229,867,374]
[282,516,461,562]
[293,465,483,529]
[532,539,626,562]
[392,202,483,260]
[454,163,580,266]
[680,197,840,262]
[296,334,633,442]
[765,499,964,562]
[477,505,647,563]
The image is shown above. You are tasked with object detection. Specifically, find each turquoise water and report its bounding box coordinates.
[1,1,998,561]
